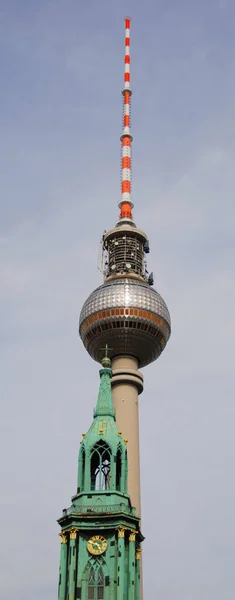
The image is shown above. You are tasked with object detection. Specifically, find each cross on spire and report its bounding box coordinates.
[101,343,113,359]
[100,344,112,369]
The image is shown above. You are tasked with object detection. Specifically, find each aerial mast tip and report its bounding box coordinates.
[119,17,133,222]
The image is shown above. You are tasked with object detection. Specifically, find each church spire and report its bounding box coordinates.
[58,353,143,600]
[58,350,143,600]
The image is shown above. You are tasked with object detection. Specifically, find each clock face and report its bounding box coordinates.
[87,535,107,555]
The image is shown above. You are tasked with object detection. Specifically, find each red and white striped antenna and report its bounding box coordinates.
[119,17,133,221]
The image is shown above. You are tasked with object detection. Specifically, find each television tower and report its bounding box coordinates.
[58,18,171,600]
[79,18,171,518]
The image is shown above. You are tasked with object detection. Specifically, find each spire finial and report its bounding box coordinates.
[101,343,112,368]
[119,17,133,222]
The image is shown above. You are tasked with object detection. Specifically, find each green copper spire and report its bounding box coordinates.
[76,351,127,496]
[57,349,143,600]
[93,355,115,419]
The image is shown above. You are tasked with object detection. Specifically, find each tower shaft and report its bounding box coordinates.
[112,356,143,518]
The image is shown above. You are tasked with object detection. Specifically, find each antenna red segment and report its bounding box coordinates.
[119,18,133,221]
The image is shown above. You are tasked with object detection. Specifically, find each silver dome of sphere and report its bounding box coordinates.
[79,278,171,368]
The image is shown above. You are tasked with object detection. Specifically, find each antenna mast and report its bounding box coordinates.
[119,17,133,221]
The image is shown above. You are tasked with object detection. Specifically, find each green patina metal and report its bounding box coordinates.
[58,357,143,599]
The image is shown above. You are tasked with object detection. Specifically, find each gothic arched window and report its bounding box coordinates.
[77,445,86,493]
[88,564,104,600]
[125,448,128,490]
[91,441,111,491]
[81,446,85,490]
[88,567,95,600]
[116,445,122,491]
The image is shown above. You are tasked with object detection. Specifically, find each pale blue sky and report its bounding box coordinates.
[1,1,235,598]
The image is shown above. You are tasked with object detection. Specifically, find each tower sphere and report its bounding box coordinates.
[79,276,171,368]
[79,17,171,369]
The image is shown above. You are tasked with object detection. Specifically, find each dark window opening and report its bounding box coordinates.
[81,448,85,490]
[91,441,111,491]
[116,447,122,491]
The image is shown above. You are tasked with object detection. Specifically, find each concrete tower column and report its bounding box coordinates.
[111,356,143,517]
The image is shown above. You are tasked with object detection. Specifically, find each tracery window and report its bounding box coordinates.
[88,565,104,600]
[88,567,95,600]
[97,567,104,599]
[91,441,111,491]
